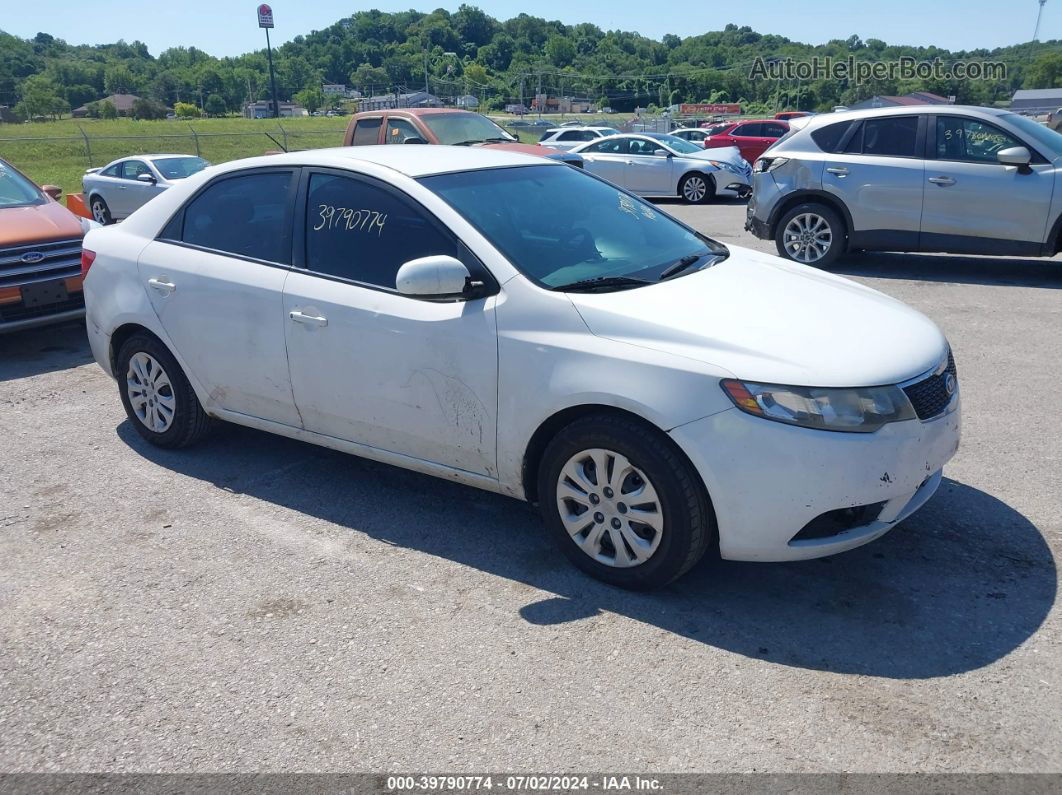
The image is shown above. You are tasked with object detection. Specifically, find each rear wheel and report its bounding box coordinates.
[679,172,714,204]
[116,334,212,448]
[774,202,844,266]
[538,414,714,589]
[90,195,113,225]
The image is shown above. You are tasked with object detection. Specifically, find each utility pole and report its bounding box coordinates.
[257,4,280,118]
[1034,0,1048,40]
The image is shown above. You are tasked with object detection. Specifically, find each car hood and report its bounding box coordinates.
[567,245,947,387]
[683,145,744,166]
[0,200,84,245]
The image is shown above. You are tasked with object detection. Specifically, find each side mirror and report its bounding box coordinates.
[396,255,473,298]
[137,173,158,184]
[41,185,62,200]
[403,136,428,145]
[997,146,1033,173]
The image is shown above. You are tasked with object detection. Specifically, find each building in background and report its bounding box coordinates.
[1010,89,1062,116]
[72,94,141,118]
[243,100,308,118]
[357,91,442,111]
[455,95,479,109]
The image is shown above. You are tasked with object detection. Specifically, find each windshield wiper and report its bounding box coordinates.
[450,136,515,146]
[551,275,651,293]
[659,252,727,281]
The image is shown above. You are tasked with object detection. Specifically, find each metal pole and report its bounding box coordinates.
[265,27,280,119]
[77,125,93,167]
[189,125,200,157]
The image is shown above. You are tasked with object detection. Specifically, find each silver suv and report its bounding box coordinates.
[745,106,1062,266]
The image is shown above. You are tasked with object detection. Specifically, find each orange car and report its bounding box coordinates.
[0,158,94,333]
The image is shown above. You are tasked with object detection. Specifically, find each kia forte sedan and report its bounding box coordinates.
[82,147,960,589]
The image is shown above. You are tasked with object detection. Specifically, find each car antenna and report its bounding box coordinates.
[264,132,288,153]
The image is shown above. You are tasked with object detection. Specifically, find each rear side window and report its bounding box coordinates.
[304,173,458,289]
[811,121,852,153]
[181,171,294,263]
[351,117,382,145]
[761,122,788,138]
[861,116,919,157]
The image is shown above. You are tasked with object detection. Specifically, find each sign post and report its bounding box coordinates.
[258,4,280,119]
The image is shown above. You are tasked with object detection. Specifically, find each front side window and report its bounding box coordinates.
[861,116,919,157]
[936,117,1024,163]
[304,173,457,289]
[584,138,627,154]
[385,118,422,144]
[421,165,724,290]
[121,160,153,180]
[628,138,667,156]
[181,171,294,263]
[351,117,382,145]
[732,123,763,137]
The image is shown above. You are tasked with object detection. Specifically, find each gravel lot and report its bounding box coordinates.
[1,201,1060,774]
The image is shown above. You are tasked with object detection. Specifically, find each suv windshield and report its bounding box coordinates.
[152,156,210,180]
[1001,113,1062,158]
[420,113,518,146]
[421,164,726,290]
[0,160,44,208]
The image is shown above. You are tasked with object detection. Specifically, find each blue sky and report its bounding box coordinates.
[6,0,1058,57]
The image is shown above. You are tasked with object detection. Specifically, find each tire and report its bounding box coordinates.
[89,195,113,225]
[537,414,715,589]
[116,333,212,448]
[774,202,845,267]
[679,172,714,204]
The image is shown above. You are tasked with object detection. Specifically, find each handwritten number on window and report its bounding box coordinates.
[313,204,386,236]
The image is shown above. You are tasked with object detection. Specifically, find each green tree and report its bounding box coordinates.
[99,99,118,119]
[14,75,65,120]
[204,93,227,116]
[132,97,168,120]
[174,101,200,118]
[350,63,389,95]
[545,35,575,68]
[294,87,324,113]
[104,63,136,94]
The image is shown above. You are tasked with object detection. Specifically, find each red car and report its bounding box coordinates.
[699,119,790,164]
[774,111,811,121]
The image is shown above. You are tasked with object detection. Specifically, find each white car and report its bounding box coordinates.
[83,154,210,225]
[670,127,710,145]
[83,147,960,589]
[537,126,617,151]
[570,132,752,202]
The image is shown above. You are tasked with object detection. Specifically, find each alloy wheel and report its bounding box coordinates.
[91,200,107,224]
[126,352,176,433]
[682,176,707,202]
[555,448,664,568]
[782,212,833,263]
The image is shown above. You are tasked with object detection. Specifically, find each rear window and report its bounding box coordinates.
[810,121,852,153]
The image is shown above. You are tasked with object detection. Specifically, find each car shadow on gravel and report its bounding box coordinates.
[0,322,92,382]
[118,420,1056,680]
[826,252,1062,289]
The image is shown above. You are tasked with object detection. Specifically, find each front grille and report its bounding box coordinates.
[0,238,83,289]
[903,350,958,420]
[0,290,85,323]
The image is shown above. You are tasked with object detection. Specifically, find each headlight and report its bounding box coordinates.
[754,156,789,173]
[721,379,916,433]
[708,160,741,174]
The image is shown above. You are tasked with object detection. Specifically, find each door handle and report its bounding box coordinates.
[826,167,849,176]
[928,176,956,186]
[289,310,328,327]
[147,278,175,294]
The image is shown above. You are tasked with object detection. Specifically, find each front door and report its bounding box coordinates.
[821,114,925,250]
[282,170,499,476]
[118,160,165,217]
[625,138,676,194]
[577,137,631,187]
[920,114,1055,254]
[138,168,301,426]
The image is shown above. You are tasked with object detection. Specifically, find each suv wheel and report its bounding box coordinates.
[775,202,844,266]
[537,414,715,589]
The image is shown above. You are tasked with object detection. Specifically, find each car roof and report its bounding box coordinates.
[804,104,1009,127]
[100,154,196,166]
[356,108,470,117]
[209,145,560,179]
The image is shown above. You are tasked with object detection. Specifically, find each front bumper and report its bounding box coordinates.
[669,400,961,562]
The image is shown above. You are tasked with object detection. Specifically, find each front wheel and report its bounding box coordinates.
[679,173,714,204]
[538,415,715,589]
[774,202,845,266]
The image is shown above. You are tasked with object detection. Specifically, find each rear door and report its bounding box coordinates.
[821,115,925,250]
[919,114,1055,254]
[138,168,301,426]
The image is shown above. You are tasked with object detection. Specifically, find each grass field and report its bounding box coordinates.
[0,113,635,197]
[0,116,350,196]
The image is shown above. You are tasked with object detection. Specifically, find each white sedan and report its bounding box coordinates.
[83,154,210,225]
[82,146,960,589]
[569,133,752,202]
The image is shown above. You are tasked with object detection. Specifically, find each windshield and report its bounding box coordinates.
[421,113,517,146]
[1001,113,1062,158]
[0,160,44,208]
[650,134,702,154]
[703,123,733,136]
[420,164,725,289]
[151,156,209,180]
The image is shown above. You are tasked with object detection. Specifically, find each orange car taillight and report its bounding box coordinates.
[81,249,96,277]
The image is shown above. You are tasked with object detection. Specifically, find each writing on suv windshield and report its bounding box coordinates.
[421,165,726,290]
